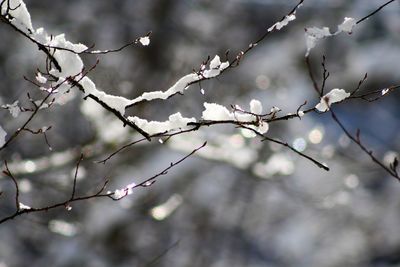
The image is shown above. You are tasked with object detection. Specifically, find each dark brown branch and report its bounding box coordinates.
[0,177,111,225]
[62,62,151,140]
[356,0,396,24]
[193,116,329,171]
[125,0,304,108]
[137,141,207,187]
[350,73,368,96]
[83,31,152,55]
[0,143,206,223]
[305,56,321,96]
[0,13,62,71]
[0,68,90,152]
[144,240,181,267]
[230,0,304,67]
[70,154,84,200]
[3,161,20,211]
[0,13,150,140]
[262,135,329,171]
[0,90,54,151]
[108,142,207,200]
[330,109,399,181]
[97,136,149,164]
[21,126,53,150]
[349,85,400,102]
[101,101,316,164]
[235,124,329,171]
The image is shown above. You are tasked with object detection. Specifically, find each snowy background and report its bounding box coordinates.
[0,0,400,266]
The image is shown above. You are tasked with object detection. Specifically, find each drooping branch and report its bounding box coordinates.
[124,0,305,108]
[0,155,111,224]
[108,142,207,200]
[305,49,400,181]
[330,109,399,181]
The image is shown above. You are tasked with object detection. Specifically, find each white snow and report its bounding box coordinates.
[128,112,196,135]
[81,77,132,115]
[36,72,47,84]
[337,17,356,33]
[0,125,6,146]
[315,88,350,112]
[266,3,303,32]
[139,36,150,46]
[1,0,33,33]
[19,202,31,210]
[113,182,137,200]
[129,73,200,105]
[257,121,269,133]
[113,189,126,199]
[202,103,234,121]
[209,55,222,69]
[202,101,269,137]
[46,33,88,53]
[268,14,296,32]
[305,27,331,57]
[305,17,356,57]
[129,55,229,105]
[2,100,20,118]
[220,61,229,70]
[51,51,83,77]
[32,30,87,77]
[381,88,389,95]
[51,79,77,105]
[270,106,281,113]
[202,55,230,78]
[32,27,47,43]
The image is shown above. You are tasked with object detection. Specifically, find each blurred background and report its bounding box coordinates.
[0,0,400,266]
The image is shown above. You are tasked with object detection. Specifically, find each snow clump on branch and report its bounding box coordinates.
[1,0,33,33]
[128,113,196,135]
[315,88,350,112]
[305,17,356,56]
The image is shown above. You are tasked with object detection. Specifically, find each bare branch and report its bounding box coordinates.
[108,142,208,201]
[356,0,396,24]
[70,154,84,200]
[330,109,399,181]
[3,161,20,211]
[305,56,321,96]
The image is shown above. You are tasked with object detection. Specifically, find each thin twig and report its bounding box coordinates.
[0,90,53,151]
[143,239,181,267]
[3,161,20,211]
[320,55,329,97]
[237,125,329,171]
[261,135,329,171]
[305,56,321,96]
[356,0,396,24]
[330,109,399,181]
[0,179,111,225]
[125,0,305,108]
[0,143,206,223]
[350,73,368,96]
[135,142,207,189]
[70,154,84,200]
